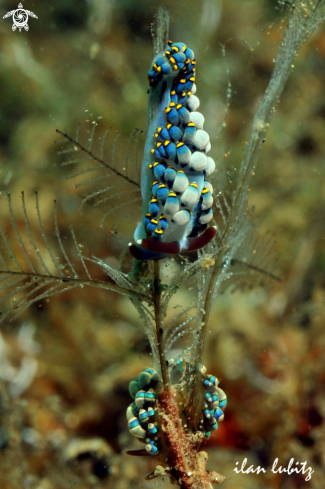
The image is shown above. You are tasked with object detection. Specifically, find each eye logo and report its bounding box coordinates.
[3,3,38,32]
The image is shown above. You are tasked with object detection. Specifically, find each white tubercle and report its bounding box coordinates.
[180,184,200,208]
[187,94,200,112]
[201,192,213,210]
[193,129,210,150]
[189,152,208,171]
[204,156,216,177]
[204,181,214,194]
[189,111,205,129]
[172,209,191,225]
[172,172,189,194]
[199,209,213,224]
[126,405,134,421]
[205,141,211,154]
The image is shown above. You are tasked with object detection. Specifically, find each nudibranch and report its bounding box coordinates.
[126,361,227,456]
[129,41,216,260]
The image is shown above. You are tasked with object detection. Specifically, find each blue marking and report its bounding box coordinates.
[146,218,158,235]
[165,141,177,160]
[167,124,182,141]
[164,167,177,188]
[156,184,169,205]
[166,105,180,125]
[219,399,227,409]
[153,161,167,180]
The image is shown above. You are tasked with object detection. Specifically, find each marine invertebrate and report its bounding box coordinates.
[126,361,227,457]
[129,39,216,260]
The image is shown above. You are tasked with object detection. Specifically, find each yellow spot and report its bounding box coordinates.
[164,140,171,147]
[172,46,179,52]
[190,183,198,189]
[176,142,184,148]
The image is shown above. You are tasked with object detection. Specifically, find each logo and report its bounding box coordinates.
[3,3,38,32]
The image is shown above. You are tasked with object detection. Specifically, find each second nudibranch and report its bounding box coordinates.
[130,41,216,260]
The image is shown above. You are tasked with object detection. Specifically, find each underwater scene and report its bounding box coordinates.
[0,1,325,488]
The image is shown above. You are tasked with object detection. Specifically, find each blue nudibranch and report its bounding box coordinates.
[129,41,216,260]
[126,361,227,455]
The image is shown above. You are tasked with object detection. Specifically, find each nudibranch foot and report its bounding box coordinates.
[184,226,217,253]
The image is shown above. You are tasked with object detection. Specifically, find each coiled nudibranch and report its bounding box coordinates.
[126,361,227,456]
[129,41,216,260]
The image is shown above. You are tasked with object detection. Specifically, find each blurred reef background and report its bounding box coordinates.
[0,1,325,488]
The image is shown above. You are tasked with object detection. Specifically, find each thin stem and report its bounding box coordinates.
[158,386,225,488]
[153,260,168,386]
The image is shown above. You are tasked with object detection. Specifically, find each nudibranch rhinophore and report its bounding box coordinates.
[129,41,216,260]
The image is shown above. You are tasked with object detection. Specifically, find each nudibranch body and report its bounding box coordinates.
[130,41,216,260]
